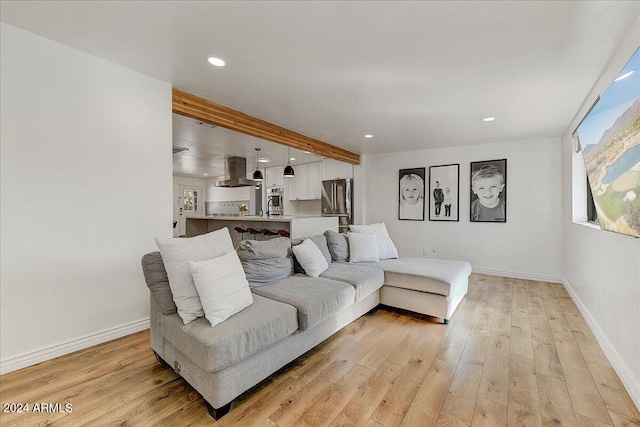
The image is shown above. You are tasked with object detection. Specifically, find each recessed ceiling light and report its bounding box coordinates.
[614,70,635,82]
[364,134,374,138]
[258,158,270,163]
[482,117,496,122]
[203,173,208,176]
[290,157,296,161]
[207,57,226,67]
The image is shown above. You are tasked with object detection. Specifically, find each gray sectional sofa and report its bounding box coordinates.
[141,231,471,419]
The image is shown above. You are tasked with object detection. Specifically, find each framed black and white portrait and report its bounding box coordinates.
[470,159,507,223]
[429,164,459,221]
[399,167,425,221]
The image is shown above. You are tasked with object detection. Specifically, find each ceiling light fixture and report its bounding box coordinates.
[258,158,270,163]
[253,148,263,181]
[207,57,226,67]
[364,134,374,138]
[614,70,635,82]
[284,147,295,178]
[482,117,496,122]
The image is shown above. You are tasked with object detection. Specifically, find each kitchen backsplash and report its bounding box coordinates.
[206,200,250,215]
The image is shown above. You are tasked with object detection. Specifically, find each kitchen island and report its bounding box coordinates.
[185,215,338,245]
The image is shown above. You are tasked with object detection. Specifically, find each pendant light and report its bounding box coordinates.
[283,147,295,178]
[253,148,263,181]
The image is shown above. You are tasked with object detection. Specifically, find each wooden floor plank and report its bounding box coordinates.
[587,362,640,420]
[331,361,403,427]
[537,373,579,427]
[296,364,376,427]
[478,344,510,406]
[371,373,421,427]
[471,396,508,427]
[435,411,472,426]
[554,335,613,425]
[441,362,483,423]
[507,354,542,427]
[400,359,457,427]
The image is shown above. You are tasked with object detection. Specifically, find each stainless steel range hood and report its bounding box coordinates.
[215,156,257,188]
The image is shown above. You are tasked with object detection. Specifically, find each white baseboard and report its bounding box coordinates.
[472,267,563,284]
[0,318,150,375]
[561,278,640,411]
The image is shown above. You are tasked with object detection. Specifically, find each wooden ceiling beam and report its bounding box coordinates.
[172,88,360,165]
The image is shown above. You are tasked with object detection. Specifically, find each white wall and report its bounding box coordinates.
[0,24,172,373]
[363,138,563,282]
[562,16,640,407]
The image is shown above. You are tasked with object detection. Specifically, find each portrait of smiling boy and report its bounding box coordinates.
[470,160,507,222]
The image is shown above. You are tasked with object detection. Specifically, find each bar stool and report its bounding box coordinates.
[261,229,278,240]
[233,226,248,247]
[277,229,290,238]
[247,227,262,241]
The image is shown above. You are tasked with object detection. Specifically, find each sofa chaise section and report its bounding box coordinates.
[361,257,472,324]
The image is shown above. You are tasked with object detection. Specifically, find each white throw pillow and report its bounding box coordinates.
[347,232,380,263]
[155,228,234,324]
[188,252,253,327]
[292,238,329,277]
[349,223,398,259]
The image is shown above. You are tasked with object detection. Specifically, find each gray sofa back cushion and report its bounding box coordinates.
[291,234,332,274]
[324,230,350,262]
[237,237,294,287]
[141,251,177,315]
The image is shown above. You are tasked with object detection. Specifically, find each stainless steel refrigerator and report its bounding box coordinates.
[321,179,353,233]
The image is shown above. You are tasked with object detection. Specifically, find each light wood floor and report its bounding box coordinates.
[1,274,638,427]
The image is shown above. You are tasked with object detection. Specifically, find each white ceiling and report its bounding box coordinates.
[172,113,325,178]
[2,1,639,176]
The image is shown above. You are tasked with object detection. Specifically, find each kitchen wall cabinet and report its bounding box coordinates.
[288,161,322,200]
[307,161,321,199]
[322,159,353,180]
[265,166,284,188]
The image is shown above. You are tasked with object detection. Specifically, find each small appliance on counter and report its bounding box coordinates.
[267,188,284,216]
[321,179,353,233]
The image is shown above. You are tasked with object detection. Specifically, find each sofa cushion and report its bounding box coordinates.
[237,237,294,287]
[292,234,332,273]
[347,232,379,263]
[292,238,329,277]
[324,230,349,262]
[362,258,472,296]
[155,228,235,324]
[161,294,298,373]
[189,251,253,327]
[319,262,384,301]
[349,223,398,260]
[141,251,177,315]
[251,276,356,330]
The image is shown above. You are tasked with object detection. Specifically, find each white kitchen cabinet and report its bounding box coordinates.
[288,163,305,200]
[288,162,322,200]
[307,161,321,199]
[322,159,353,180]
[265,166,284,188]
